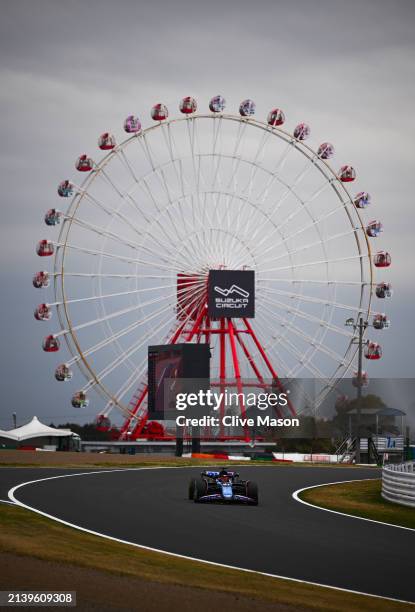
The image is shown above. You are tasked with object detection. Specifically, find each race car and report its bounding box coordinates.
[188,468,258,505]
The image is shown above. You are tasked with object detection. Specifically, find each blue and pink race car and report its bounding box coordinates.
[188,469,259,505]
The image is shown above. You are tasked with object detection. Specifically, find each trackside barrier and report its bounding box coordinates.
[272,452,341,463]
[382,461,415,508]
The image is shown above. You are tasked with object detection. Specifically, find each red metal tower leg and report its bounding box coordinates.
[243,318,296,416]
[227,319,249,440]
[219,317,226,437]
[122,285,296,440]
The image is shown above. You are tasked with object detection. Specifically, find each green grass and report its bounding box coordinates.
[300,479,415,529]
[0,502,412,611]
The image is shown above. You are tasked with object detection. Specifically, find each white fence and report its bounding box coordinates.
[382,461,415,508]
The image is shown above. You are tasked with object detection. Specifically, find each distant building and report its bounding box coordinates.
[0,416,80,451]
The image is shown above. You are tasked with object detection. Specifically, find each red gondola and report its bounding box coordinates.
[42,335,60,352]
[372,313,390,330]
[352,371,369,388]
[317,142,334,159]
[36,240,54,257]
[239,99,256,117]
[366,220,383,238]
[145,421,165,439]
[209,95,226,113]
[374,250,391,268]
[364,341,382,360]
[293,123,310,140]
[151,103,168,121]
[179,97,197,114]
[57,180,74,197]
[267,108,285,127]
[338,165,356,182]
[55,363,73,382]
[76,154,93,172]
[375,282,392,299]
[95,415,111,432]
[72,391,89,408]
[98,132,116,150]
[123,115,142,133]
[34,303,52,321]
[33,271,50,288]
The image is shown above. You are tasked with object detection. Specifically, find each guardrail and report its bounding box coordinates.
[382,461,415,508]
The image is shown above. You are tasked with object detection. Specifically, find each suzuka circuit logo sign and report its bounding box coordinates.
[208,270,255,318]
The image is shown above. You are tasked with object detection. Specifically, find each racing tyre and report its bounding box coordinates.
[188,478,196,500]
[193,477,207,503]
[246,481,259,505]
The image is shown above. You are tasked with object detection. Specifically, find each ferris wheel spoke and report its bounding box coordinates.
[137,137,194,249]
[106,360,148,410]
[250,176,329,252]
[224,120,249,192]
[64,214,189,270]
[258,284,365,314]
[257,226,359,269]
[256,200,351,263]
[240,129,273,200]
[75,184,151,244]
[259,190,346,258]
[256,306,336,376]
[56,288,181,338]
[108,319,201,408]
[252,137,299,204]
[97,166,130,200]
[160,125,197,237]
[257,276,367,286]
[55,240,192,274]
[78,182,188,268]
[210,116,223,189]
[248,162,335,253]
[135,179,191,254]
[186,119,217,256]
[259,293,354,342]
[65,280,206,368]
[83,284,211,399]
[260,252,366,275]
[63,278,204,344]
[117,147,140,183]
[255,309,327,378]
[51,278,202,307]
[244,315,292,378]
[70,302,180,381]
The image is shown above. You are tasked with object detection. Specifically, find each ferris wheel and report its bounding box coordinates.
[34,95,392,435]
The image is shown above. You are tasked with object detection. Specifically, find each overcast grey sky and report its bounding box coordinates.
[0,0,414,428]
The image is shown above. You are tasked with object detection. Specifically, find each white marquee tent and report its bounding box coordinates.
[0,416,73,441]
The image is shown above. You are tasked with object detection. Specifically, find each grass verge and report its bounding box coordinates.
[0,450,380,469]
[0,502,411,611]
[300,479,415,529]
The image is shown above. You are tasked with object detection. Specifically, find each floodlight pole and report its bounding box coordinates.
[355,316,369,464]
[355,317,364,463]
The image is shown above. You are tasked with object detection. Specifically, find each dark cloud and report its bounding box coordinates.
[0,0,414,426]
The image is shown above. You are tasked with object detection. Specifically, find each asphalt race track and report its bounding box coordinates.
[2,466,414,603]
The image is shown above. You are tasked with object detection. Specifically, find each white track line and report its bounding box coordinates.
[293,478,415,533]
[6,467,414,607]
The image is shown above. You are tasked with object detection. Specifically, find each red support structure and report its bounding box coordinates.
[120,276,295,440]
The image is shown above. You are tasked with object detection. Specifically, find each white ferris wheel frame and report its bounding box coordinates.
[50,113,374,418]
